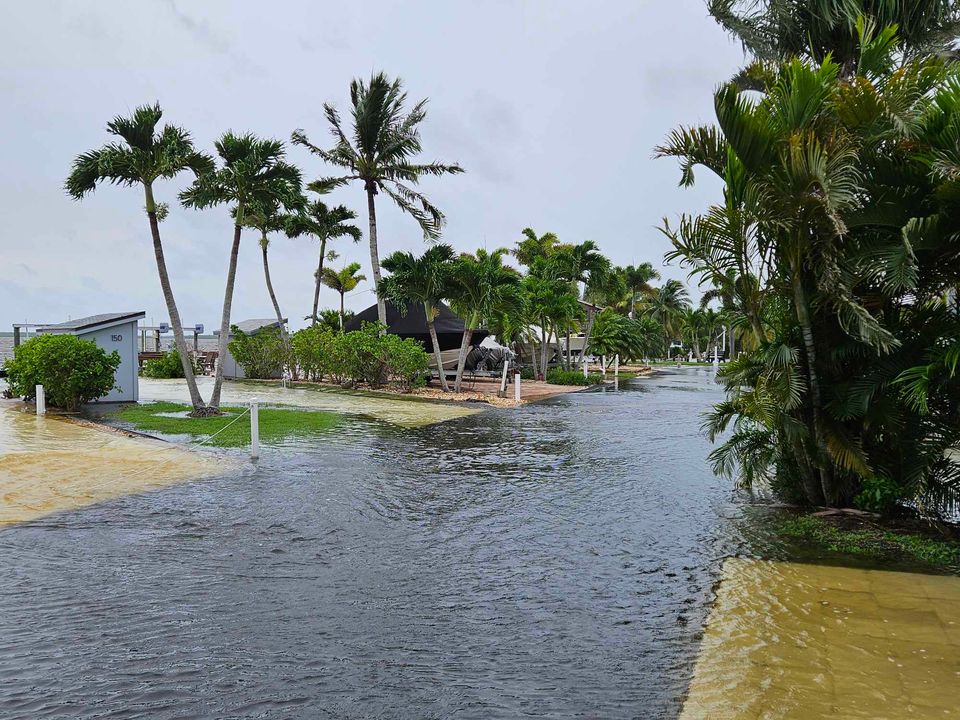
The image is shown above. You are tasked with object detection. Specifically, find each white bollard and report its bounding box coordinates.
[514,373,521,403]
[583,358,588,378]
[250,399,259,459]
[35,384,45,416]
[614,354,620,390]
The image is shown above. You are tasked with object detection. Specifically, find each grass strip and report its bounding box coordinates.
[110,401,337,448]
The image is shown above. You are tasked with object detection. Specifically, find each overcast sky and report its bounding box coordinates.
[0,1,745,331]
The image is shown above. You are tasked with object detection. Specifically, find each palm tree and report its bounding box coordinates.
[284,197,361,325]
[641,280,691,353]
[709,0,960,73]
[621,263,661,318]
[292,72,464,326]
[379,244,456,391]
[241,199,295,353]
[321,263,366,328]
[180,133,302,410]
[448,249,521,392]
[65,103,213,413]
[553,241,611,368]
[514,228,560,268]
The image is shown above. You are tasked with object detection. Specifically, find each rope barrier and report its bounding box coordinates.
[191,407,251,446]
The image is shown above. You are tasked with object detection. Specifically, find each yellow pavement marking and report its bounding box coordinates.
[681,558,960,719]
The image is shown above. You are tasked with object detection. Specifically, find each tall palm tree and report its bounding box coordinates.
[553,241,611,368]
[180,133,302,410]
[379,244,456,391]
[65,103,213,413]
[321,263,366,328]
[292,72,464,326]
[621,263,661,318]
[284,197,361,325]
[513,227,560,268]
[641,280,691,349]
[448,249,521,392]
[242,199,294,350]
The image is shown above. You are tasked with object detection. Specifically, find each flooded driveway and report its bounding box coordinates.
[0,369,957,718]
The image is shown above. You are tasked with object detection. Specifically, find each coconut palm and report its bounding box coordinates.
[241,199,296,353]
[292,71,464,326]
[65,103,214,413]
[641,280,691,346]
[379,244,457,392]
[284,197,362,326]
[621,263,661,318]
[321,263,367,328]
[448,249,521,392]
[180,133,302,410]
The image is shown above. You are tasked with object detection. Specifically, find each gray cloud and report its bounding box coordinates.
[0,1,744,331]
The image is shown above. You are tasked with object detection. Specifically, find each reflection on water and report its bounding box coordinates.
[0,406,235,526]
[681,558,960,718]
[140,376,481,427]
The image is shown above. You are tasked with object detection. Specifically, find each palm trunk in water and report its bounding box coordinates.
[311,236,328,326]
[144,183,206,411]
[454,324,475,393]
[210,222,243,410]
[425,303,449,392]
[366,184,386,327]
[792,271,835,505]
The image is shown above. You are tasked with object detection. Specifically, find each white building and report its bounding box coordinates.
[37,312,145,403]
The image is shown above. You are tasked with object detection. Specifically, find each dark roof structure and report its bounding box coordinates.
[214,318,287,336]
[344,301,486,351]
[37,312,145,333]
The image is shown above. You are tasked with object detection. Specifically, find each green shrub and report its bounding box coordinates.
[141,348,201,379]
[546,368,605,386]
[3,334,121,411]
[854,475,903,514]
[228,326,289,379]
[290,322,429,391]
[520,367,535,380]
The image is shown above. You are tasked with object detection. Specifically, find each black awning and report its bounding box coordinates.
[344,300,487,351]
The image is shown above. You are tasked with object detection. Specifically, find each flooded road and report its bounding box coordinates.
[1,369,956,718]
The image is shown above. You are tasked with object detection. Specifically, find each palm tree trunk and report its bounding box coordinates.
[530,333,540,380]
[425,305,450,392]
[540,324,548,379]
[366,185,386,327]
[210,222,243,410]
[792,271,835,505]
[261,239,291,377]
[339,291,345,329]
[311,236,328,326]
[581,308,596,363]
[565,327,572,370]
[144,183,206,412]
[454,325,474,393]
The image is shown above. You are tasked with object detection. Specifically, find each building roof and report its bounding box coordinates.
[214,318,287,336]
[37,312,145,333]
[344,301,487,351]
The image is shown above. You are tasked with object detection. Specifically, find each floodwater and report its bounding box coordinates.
[140,376,481,427]
[0,405,235,526]
[0,369,957,718]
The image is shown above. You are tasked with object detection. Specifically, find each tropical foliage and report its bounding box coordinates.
[4,335,120,411]
[660,9,960,514]
[292,72,463,325]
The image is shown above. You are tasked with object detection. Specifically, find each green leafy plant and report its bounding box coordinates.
[228,326,289,379]
[3,334,120,411]
[141,349,201,379]
[546,369,604,386]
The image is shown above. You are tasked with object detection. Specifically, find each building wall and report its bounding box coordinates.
[78,320,139,402]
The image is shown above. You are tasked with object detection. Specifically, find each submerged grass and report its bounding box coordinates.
[111,401,338,448]
[780,515,960,569]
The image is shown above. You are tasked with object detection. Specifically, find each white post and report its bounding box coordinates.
[614,354,619,389]
[35,384,45,415]
[602,355,607,380]
[250,399,259,459]
[514,373,521,403]
[583,357,588,379]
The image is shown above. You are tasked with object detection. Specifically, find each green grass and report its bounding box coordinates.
[780,515,960,569]
[110,401,338,448]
